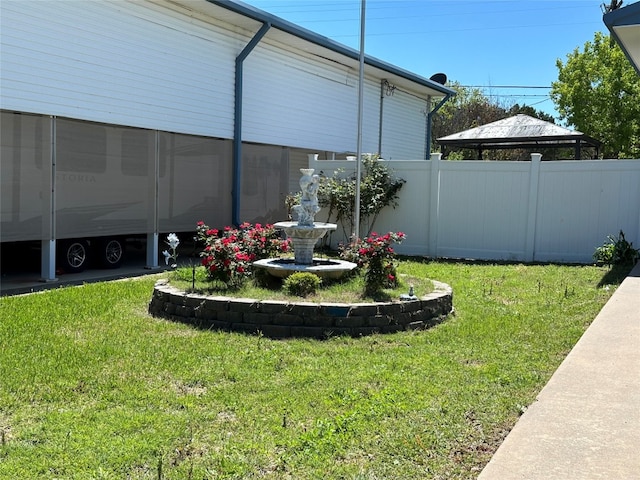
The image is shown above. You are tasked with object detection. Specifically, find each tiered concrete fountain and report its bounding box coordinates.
[253,168,357,280]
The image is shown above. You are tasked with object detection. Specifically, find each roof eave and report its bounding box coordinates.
[207,0,456,97]
[603,1,640,76]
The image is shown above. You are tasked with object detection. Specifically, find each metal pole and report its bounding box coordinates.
[354,0,365,240]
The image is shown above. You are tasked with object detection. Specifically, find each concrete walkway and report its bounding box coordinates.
[478,262,640,480]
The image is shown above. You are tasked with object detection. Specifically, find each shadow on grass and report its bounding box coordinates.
[597,263,636,288]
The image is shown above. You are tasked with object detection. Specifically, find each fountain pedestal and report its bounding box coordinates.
[274,221,336,265]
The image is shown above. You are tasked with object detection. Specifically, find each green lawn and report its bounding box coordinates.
[0,261,628,479]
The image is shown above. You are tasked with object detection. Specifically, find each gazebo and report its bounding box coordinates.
[437,114,601,160]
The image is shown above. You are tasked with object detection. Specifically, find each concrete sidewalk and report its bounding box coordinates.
[478,262,640,480]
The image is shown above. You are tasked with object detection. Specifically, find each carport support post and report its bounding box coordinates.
[40,115,57,283]
[41,240,57,282]
[146,131,160,270]
[146,233,159,269]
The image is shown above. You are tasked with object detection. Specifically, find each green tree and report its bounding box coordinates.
[508,103,555,123]
[432,82,505,160]
[432,82,505,158]
[551,32,640,158]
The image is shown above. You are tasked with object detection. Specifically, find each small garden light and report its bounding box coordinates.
[400,284,417,301]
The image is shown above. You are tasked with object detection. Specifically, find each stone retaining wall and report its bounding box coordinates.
[148,280,453,338]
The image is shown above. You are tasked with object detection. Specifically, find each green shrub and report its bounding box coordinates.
[283,272,321,297]
[593,230,640,266]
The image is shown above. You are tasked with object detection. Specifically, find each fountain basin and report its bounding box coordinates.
[253,258,357,280]
[274,221,337,265]
[274,221,337,237]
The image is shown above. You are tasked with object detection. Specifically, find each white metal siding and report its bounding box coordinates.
[380,89,427,160]
[0,0,236,137]
[1,1,432,158]
[361,80,383,155]
[242,43,373,153]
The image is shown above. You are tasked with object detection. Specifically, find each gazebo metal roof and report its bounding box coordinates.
[437,114,601,159]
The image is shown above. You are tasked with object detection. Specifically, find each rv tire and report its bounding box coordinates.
[97,237,125,269]
[57,239,89,273]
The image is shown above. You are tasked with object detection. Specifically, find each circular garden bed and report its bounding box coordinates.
[148,279,453,339]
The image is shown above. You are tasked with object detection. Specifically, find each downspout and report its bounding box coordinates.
[232,21,271,226]
[425,93,452,160]
[378,80,385,155]
[424,96,431,160]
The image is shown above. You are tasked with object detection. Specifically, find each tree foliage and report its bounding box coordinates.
[508,103,555,123]
[551,32,640,159]
[432,82,505,150]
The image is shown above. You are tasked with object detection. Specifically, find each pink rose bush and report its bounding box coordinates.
[340,231,405,294]
[196,221,290,288]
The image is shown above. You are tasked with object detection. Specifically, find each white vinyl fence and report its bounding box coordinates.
[310,154,640,264]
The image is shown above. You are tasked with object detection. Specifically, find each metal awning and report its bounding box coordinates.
[437,114,601,159]
[604,1,640,76]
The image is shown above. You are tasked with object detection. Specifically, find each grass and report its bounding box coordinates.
[0,260,631,479]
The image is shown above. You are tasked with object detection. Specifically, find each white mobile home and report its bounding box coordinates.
[0,0,454,280]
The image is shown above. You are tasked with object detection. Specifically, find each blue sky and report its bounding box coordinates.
[241,0,617,120]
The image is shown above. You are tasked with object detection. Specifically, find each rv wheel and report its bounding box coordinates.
[57,239,89,273]
[97,237,125,269]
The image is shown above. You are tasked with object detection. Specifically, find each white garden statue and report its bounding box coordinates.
[292,168,321,227]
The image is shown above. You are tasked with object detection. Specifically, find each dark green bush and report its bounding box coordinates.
[593,230,640,266]
[283,272,321,297]
[318,154,405,238]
